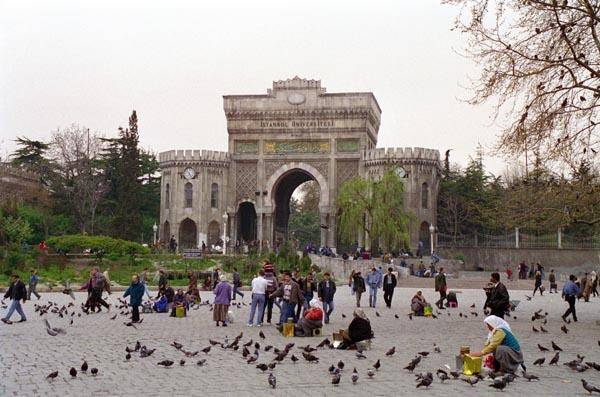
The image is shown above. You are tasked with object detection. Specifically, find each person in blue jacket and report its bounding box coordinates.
[366,267,382,307]
[123,274,145,323]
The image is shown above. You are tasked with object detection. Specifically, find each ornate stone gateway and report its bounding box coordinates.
[159,77,441,252]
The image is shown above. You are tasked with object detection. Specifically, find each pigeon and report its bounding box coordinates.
[549,352,560,365]
[337,360,345,370]
[267,362,277,370]
[416,373,433,388]
[328,364,336,374]
[316,338,331,348]
[202,346,211,354]
[561,325,569,334]
[375,311,381,317]
[356,351,367,360]
[394,314,399,319]
[90,368,98,376]
[110,314,117,320]
[268,372,276,389]
[385,346,396,356]
[418,351,430,357]
[586,362,600,371]
[351,368,359,384]
[538,344,549,352]
[302,352,319,363]
[290,354,298,363]
[374,359,381,370]
[44,319,66,336]
[179,359,186,366]
[126,353,131,361]
[254,342,261,350]
[436,369,450,382]
[259,331,266,339]
[489,377,507,391]
[196,359,206,366]
[450,371,460,379]
[46,371,58,380]
[552,341,563,351]
[256,363,268,372]
[532,326,539,333]
[367,368,375,378]
[540,326,548,333]
[533,357,545,366]
[462,376,479,386]
[247,356,258,364]
[158,360,174,367]
[582,379,600,394]
[171,341,183,350]
[504,373,518,383]
[523,372,540,381]
[341,313,346,318]
[123,322,137,329]
[69,367,77,377]
[331,372,341,385]
[404,356,422,372]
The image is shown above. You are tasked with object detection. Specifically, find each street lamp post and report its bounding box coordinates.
[152,223,158,245]
[429,224,435,255]
[222,213,228,255]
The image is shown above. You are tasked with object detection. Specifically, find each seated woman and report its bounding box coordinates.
[411,291,428,316]
[336,309,374,350]
[153,294,168,313]
[295,299,324,337]
[470,316,524,373]
[170,289,188,317]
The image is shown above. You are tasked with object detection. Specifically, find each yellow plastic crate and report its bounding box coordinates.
[462,354,482,375]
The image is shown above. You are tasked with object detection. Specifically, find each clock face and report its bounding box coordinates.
[183,167,196,180]
[395,167,407,178]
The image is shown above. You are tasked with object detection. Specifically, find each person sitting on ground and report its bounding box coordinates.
[153,294,169,313]
[470,315,524,374]
[295,298,324,337]
[170,289,187,317]
[410,290,428,316]
[336,309,374,350]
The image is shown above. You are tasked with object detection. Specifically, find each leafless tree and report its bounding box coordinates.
[444,0,599,168]
[50,124,106,234]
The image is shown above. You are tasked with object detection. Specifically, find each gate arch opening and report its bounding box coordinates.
[238,202,257,243]
[179,218,197,249]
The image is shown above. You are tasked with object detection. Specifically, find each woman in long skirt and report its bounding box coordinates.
[213,275,232,326]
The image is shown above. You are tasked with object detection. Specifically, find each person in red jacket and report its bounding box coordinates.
[295,298,323,336]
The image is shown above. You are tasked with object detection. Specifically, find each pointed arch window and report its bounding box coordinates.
[211,183,219,209]
[184,182,193,208]
[421,182,429,209]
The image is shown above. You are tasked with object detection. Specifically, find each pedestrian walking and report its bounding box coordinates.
[1,274,27,324]
[382,267,397,308]
[213,275,232,327]
[484,272,510,319]
[231,267,244,302]
[27,269,41,300]
[123,274,145,323]
[434,267,447,309]
[533,270,543,296]
[317,272,336,324]
[366,267,382,308]
[352,271,366,307]
[247,270,268,327]
[548,269,557,293]
[562,274,580,322]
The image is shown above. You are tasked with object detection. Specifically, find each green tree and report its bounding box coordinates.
[11,136,54,185]
[337,169,411,251]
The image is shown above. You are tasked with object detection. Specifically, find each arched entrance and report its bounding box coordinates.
[179,218,197,249]
[238,202,257,242]
[207,220,221,248]
[162,221,170,242]
[419,221,431,255]
[272,169,318,243]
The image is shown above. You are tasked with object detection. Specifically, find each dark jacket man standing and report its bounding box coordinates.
[484,272,510,318]
[318,273,336,323]
[382,268,397,308]
[434,267,447,309]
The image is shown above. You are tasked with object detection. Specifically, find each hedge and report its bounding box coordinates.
[46,235,150,257]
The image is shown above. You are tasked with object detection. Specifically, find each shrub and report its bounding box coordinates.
[46,235,149,257]
[454,253,466,262]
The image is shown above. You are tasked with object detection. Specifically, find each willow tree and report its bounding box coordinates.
[337,169,411,251]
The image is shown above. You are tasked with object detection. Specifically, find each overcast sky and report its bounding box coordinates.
[0,0,511,174]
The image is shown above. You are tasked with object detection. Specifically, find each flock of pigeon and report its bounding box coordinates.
[7,290,600,394]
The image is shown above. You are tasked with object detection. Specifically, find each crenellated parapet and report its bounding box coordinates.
[362,147,440,167]
[159,150,231,168]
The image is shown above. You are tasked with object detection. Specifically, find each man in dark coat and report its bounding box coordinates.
[123,274,145,323]
[434,267,447,309]
[2,274,28,324]
[382,267,397,308]
[317,272,336,323]
[484,272,510,318]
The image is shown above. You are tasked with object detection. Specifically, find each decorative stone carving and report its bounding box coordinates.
[305,160,329,179]
[336,138,360,153]
[236,162,257,201]
[264,160,286,181]
[264,140,330,154]
[234,140,258,154]
[336,160,359,190]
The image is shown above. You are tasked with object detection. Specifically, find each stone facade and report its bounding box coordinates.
[159,77,441,251]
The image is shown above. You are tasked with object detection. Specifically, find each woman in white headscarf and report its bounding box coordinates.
[295,298,324,336]
[470,315,524,373]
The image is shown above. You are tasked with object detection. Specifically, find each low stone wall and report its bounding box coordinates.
[439,246,600,271]
[309,254,465,281]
